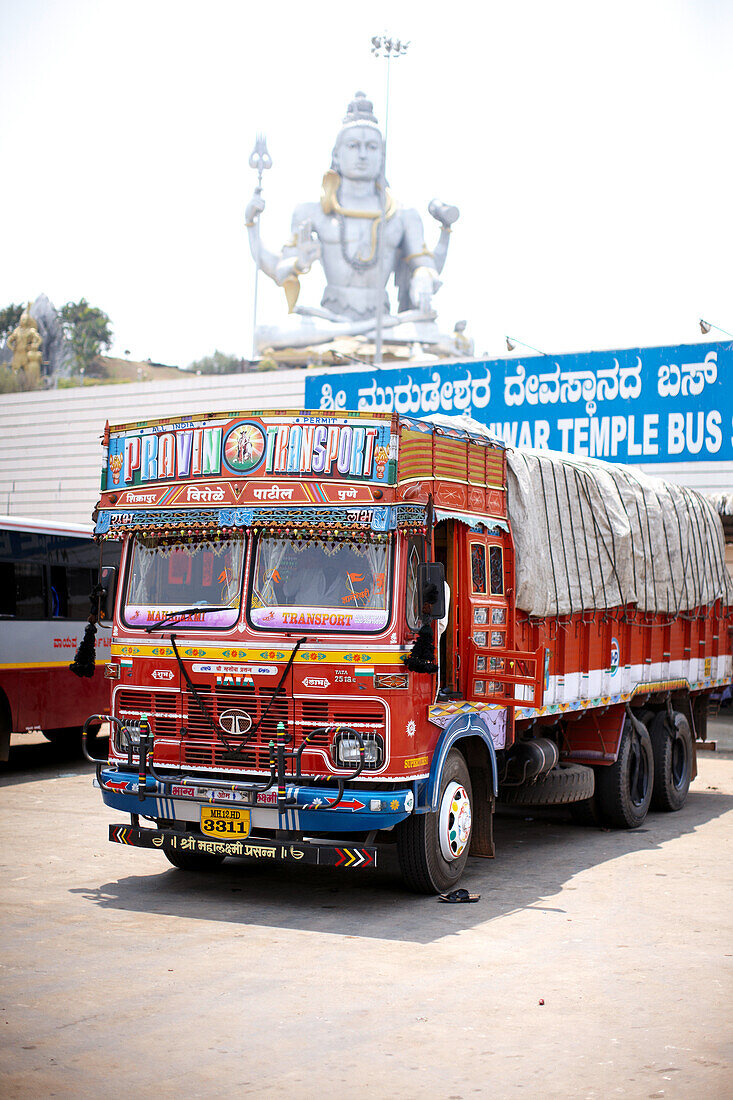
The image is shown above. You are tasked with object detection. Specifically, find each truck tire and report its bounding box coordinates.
[164,847,226,872]
[595,718,654,828]
[499,763,595,807]
[397,749,473,894]
[649,710,692,812]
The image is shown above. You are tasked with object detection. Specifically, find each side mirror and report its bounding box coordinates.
[417,562,446,620]
[98,565,117,623]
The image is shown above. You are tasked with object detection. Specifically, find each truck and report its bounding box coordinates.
[86,409,732,893]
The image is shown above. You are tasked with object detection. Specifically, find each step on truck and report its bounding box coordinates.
[86,409,733,893]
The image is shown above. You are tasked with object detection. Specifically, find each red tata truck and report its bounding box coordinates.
[88,409,732,893]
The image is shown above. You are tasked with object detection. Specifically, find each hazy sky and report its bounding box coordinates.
[1,0,731,367]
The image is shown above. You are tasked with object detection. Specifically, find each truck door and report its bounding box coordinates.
[461,529,544,707]
[462,531,512,702]
[433,520,459,694]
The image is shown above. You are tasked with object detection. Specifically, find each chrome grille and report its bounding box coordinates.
[181,688,387,772]
[182,688,290,771]
[115,689,179,738]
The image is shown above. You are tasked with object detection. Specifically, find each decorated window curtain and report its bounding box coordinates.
[361,542,389,609]
[128,540,158,604]
[252,538,293,608]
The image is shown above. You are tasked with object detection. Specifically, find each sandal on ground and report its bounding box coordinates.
[437,888,480,903]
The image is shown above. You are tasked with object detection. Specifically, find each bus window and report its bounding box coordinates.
[50,564,96,619]
[49,565,68,616]
[67,567,96,619]
[0,562,13,616]
[15,562,45,619]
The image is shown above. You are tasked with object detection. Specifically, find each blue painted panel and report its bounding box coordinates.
[305,341,732,465]
[98,770,413,833]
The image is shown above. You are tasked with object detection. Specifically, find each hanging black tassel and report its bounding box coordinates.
[69,620,98,678]
[403,582,439,674]
[69,583,106,679]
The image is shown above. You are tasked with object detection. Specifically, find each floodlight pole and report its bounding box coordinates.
[248,134,272,361]
[371,35,409,366]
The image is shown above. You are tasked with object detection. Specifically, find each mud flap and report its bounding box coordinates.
[469,767,495,859]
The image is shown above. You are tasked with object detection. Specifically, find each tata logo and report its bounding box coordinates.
[303,676,330,689]
[219,709,253,737]
[152,669,174,681]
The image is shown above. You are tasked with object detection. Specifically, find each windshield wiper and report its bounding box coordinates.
[144,604,226,633]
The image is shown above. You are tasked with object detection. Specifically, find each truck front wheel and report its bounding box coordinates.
[595,718,654,828]
[397,749,473,894]
[164,848,226,872]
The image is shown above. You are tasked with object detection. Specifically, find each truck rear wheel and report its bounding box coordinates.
[649,711,692,812]
[595,718,654,828]
[397,749,473,894]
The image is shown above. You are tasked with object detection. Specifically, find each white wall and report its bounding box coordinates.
[0,370,306,525]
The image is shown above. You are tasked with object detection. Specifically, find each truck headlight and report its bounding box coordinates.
[115,717,149,750]
[125,721,143,745]
[331,729,384,770]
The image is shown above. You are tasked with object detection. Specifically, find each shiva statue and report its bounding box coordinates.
[245,91,460,354]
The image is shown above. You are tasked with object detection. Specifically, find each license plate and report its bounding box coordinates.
[200,805,251,838]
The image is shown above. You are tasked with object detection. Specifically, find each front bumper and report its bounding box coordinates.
[98,766,415,834]
[109,824,377,869]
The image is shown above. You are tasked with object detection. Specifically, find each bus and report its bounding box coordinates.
[0,515,118,760]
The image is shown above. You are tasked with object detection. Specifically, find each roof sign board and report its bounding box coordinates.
[305,340,732,465]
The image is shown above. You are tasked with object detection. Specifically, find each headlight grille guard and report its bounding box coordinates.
[89,712,368,813]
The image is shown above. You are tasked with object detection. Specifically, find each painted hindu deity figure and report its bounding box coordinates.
[245,92,460,353]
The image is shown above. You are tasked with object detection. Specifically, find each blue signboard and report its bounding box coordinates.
[304,340,732,464]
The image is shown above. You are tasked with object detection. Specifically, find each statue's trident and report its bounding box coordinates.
[248,133,272,360]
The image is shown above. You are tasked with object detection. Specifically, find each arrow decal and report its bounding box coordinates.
[334,847,373,868]
[325,797,366,811]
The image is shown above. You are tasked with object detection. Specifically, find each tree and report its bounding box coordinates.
[60,299,113,376]
[0,303,24,343]
[186,350,245,374]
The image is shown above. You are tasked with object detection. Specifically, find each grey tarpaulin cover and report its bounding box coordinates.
[506,449,733,618]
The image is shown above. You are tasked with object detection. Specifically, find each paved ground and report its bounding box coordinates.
[1,716,732,1099]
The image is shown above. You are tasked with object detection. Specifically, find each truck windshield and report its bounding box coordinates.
[249,535,391,633]
[123,536,246,630]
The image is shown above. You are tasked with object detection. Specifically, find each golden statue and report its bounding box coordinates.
[7,303,43,385]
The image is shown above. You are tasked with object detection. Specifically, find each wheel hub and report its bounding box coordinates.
[439,781,472,861]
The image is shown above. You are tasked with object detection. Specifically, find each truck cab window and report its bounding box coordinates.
[123,537,245,630]
[489,546,504,595]
[405,536,424,632]
[470,543,487,593]
[249,535,391,634]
